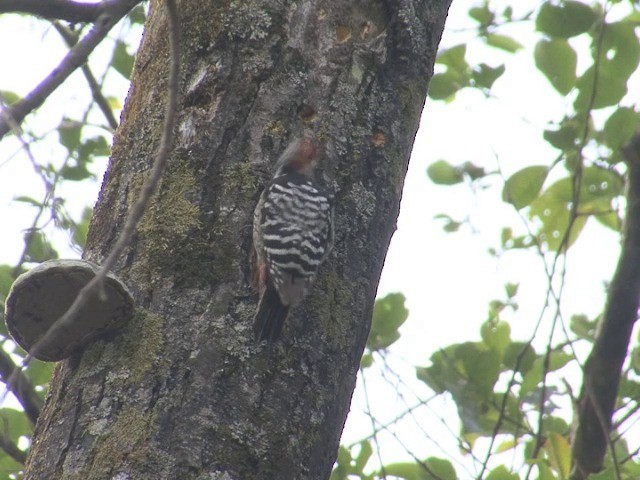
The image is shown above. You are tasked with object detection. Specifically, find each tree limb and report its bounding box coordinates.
[0,0,103,23]
[571,130,640,479]
[0,431,27,465]
[52,21,119,130]
[0,349,42,425]
[21,0,179,369]
[0,0,141,140]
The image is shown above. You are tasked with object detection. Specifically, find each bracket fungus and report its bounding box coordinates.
[4,259,134,361]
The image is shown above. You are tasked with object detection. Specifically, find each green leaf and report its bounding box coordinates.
[331,446,350,480]
[469,4,494,26]
[473,64,505,90]
[534,39,577,95]
[544,125,578,151]
[382,462,422,480]
[60,164,93,181]
[460,161,486,180]
[545,432,571,479]
[536,1,597,38]
[336,445,350,466]
[128,4,146,24]
[58,118,82,153]
[428,72,467,100]
[521,352,572,397]
[505,283,518,298]
[527,167,623,251]
[623,460,640,477]
[459,343,501,396]
[500,228,534,250]
[354,441,372,473]
[574,66,627,111]
[430,45,472,99]
[427,160,463,185]
[486,465,519,480]
[589,467,618,480]
[481,320,511,352]
[549,350,572,371]
[360,353,373,369]
[434,214,462,233]
[534,460,555,480]
[0,264,14,304]
[503,342,537,374]
[436,45,467,69]
[418,342,503,413]
[495,438,517,454]
[543,415,570,434]
[583,197,620,231]
[367,293,408,351]
[570,314,598,340]
[0,90,21,105]
[73,207,93,249]
[424,457,457,480]
[618,378,640,400]
[77,136,111,164]
[0,408,32,442]
[603,107,638,151]
[0,453,24,478]
[24,231,58,263]
[544,168,623,204]
[600,21,640,81]
[502,166,548,209]
[382,458,457,480]
[112,40,135,79]
[26,359,55,388]
[13,195,41,207]
[485,33,523,53]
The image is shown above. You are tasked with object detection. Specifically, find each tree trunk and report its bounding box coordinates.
[25,0,450,478]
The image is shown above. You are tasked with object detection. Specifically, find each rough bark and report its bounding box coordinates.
[25,0,450,478]
[571,132,640,479]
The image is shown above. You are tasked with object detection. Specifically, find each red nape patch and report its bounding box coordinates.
[301,139,317,160]
[290,156,311,171]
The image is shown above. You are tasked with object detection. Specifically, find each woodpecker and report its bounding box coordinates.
[252,136,334,343]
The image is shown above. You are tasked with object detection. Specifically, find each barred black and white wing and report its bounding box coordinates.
[253,171,334,343]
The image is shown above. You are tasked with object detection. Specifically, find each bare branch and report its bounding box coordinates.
[22,0,180,368]
[0,430,27,465]
[0,0,102,23]
[0,0,141,140]
[52,21,119,130]
[0,349,42,425]
[571,130,640,479]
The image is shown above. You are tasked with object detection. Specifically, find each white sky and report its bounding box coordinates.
[0,0,638,476]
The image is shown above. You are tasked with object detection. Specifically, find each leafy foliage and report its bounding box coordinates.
[0,5,145,478]
[2,0,640,478]
[338,0,640,478]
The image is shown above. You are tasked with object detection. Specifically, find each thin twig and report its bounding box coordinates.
[571,130,640,479]
[363,409,446,480]
[0,350,42,425]
[0,0,103,23]
[0,0,142,140]
[348,397,434,448]
[0,99,55,278]
[52,22,119,130]
[375,353,479,477]
[14,0,180,376]
[0,430,27,464]
[360,370,387,479]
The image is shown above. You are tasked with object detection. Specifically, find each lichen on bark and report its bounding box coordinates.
[25,1,452,479]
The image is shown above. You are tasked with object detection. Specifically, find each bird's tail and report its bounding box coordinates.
[253,281,290,344]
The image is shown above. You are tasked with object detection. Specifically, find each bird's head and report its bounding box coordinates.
[275,136,318,176]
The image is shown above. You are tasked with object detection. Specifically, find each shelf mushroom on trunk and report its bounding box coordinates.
[4,259,134,362]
